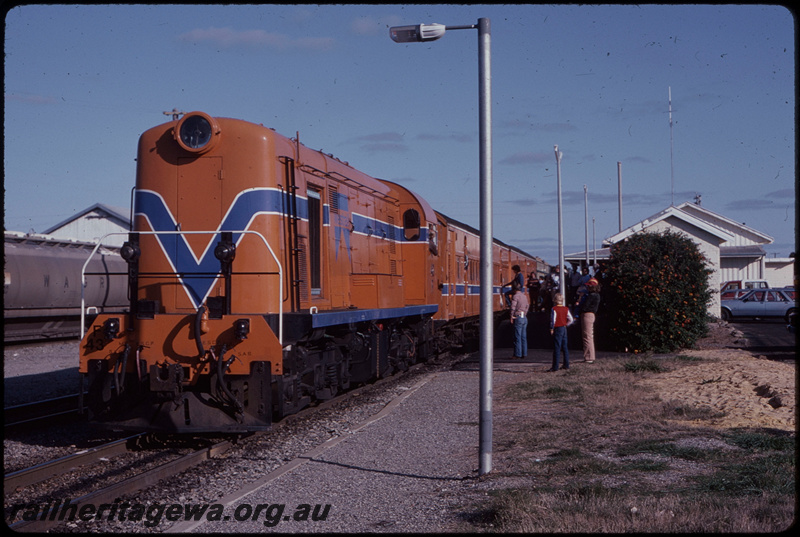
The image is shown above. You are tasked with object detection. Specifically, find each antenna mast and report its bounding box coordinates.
[163,108,185,120]
[669,87,675,206]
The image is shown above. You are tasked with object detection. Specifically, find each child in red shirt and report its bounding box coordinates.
[549,293,574,371]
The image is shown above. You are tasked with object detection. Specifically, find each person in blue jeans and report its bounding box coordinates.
[509,280,529,359]
[548,292,574,371]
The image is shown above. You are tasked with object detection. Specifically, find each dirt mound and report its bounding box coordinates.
[641,322,795,432]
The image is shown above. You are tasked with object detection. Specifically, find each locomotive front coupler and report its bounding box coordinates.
[149,362,185,407]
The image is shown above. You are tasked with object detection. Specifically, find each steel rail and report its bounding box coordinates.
[8,438,233,533]
[4,393,82,429]
[4,434,143,494]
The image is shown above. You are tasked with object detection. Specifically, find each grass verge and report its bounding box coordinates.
[457,354,795,532]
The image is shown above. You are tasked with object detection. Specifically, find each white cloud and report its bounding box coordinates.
[178,27,334,51]
[349,15,404,36]
[5,92,57,105]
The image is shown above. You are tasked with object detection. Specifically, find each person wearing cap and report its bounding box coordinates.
[580,278,601,363]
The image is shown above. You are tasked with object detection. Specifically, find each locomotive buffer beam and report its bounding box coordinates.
[85,359,273,433]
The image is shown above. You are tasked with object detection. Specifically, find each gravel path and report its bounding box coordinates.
[169,370,480,533]
[4,340,80,406]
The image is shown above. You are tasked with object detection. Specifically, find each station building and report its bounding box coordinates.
[41,203,130,247]
[565,201,794,318]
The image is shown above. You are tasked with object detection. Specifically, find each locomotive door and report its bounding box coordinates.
[446,228,456,319]
[306,187,323,298]
[176,156,223,311]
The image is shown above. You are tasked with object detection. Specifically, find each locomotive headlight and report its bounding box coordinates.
[214,240,236,263]
[103,317,120,340]
[233,319,250,340]
[120,241,140,263]
[175,112,220,153]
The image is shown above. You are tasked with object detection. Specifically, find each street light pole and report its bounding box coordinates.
[617,161,623,232]
[584,185,589,268]
[555,146,565,298]
[390,18,494,476]
[476,17,493,477]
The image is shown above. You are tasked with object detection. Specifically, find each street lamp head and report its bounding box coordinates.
[390,23,446,43]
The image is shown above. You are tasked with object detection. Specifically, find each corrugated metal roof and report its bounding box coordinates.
[719,245,766,258]
[42,203,131,234]
[603,205,735,246]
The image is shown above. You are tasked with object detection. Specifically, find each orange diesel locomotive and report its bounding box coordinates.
[79,112,542,432]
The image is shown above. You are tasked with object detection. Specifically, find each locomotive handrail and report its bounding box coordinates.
[80,230,283,345]
[298,163,399,204]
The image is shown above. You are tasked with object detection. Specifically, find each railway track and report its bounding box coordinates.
[5,434,142,494]
[4,393,83,430]
[4,352,463,532]
[3,318,82,344]
[5,433,235,533]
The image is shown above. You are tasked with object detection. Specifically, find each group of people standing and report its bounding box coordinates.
[504,263,602,371]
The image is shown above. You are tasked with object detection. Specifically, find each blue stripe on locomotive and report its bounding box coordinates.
[133,188,428,308]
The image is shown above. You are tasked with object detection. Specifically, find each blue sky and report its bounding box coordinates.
[4,4,795,264]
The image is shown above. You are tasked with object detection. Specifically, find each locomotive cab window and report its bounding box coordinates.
[403,209,420,241]
[428,223,438,256]
[307,188,322,296]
